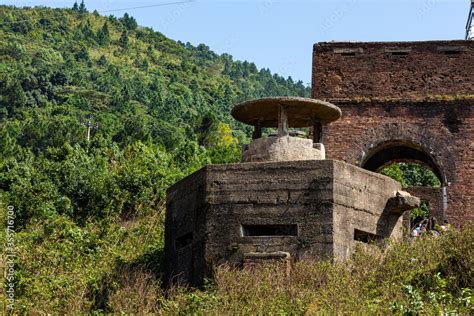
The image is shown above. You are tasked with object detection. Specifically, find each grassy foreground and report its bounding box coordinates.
[4,216,473,314]
[126,225,474,315]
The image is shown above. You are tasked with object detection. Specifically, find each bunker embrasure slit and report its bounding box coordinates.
[391,51,409,56]
[354,229,383,243]
[175,232,193,249]
[242,224,298,237]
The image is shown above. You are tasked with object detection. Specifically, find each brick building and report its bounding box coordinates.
[312,40,474,225]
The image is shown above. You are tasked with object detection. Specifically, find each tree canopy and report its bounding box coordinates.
[0,4,310,227]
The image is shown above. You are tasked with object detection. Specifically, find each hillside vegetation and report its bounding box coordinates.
[1,3,471,314]
[0,2,309,227]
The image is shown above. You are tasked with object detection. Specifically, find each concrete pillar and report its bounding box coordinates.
[312,118,322,143]
[442,186,448,221]
[252,121,262,140]
[278,105,289,137]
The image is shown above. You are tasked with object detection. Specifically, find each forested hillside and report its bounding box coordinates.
[1,3,465,314]
[0,3,309,226]
[0,3,310,311]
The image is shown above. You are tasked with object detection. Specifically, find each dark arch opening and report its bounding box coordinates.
[361,142,445,185]
[361,141,447,231]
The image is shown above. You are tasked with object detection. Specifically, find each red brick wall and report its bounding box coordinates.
[312,41,474,100]
[320,100,473,226]
[311,40,473,226]
[405,187,444,221]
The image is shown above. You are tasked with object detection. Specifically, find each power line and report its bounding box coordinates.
[0,0,194,25]
[100,0,194,13]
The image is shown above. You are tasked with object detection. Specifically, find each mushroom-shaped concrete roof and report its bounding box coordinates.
[231,97,341,128]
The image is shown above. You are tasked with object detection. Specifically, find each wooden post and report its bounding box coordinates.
[252,120,262,139]
[278,105,289,137]
[312,118,322,143]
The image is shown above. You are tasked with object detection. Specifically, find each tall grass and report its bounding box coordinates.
[5,222,473,314]
[106,224,473,315]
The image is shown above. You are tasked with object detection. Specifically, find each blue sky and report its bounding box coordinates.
[3,0,471,84]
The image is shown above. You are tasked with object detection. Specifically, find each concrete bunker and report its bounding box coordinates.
[165,97,420,286]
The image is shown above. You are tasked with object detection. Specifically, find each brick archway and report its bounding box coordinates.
[319,100,472,226]
[349,122,451,186]
[324,121,451,221]
[312,41,474,226]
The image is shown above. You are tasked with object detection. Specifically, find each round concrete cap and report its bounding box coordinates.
[231,97,341,127]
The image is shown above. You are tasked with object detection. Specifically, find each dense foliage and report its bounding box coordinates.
[1,3,462,314]
[381,163,440,189]
[0,3,309,227]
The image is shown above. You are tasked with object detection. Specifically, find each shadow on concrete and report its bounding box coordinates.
[376,205,403,238]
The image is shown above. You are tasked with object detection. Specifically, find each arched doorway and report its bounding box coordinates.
[360,140,448,229]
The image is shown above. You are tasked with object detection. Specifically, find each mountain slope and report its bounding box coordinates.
[0,4,309,150]
[0,3,310,223]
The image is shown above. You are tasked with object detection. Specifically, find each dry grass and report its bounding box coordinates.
[104,223,473,315]
[6,222,473,314]
[108,268,162,314]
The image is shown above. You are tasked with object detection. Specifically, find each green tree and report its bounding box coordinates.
[381,164,406,187]
[74,45,89,61]
[81,21,94,39]
[96,22,110,45]
[97,54,108,66]
[0,76,27,113]
[78,0,87,14]
[382,163,441,188]
[120,12,138,30]
[119,30,129,48]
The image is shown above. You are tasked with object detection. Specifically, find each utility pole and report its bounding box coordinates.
[80,114,98,142]
[467,0,474,40]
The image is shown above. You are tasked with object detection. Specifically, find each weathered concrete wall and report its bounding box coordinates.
[165,160,405,285]
[312,40,474,226]
[242,136,325,162]
[203,161,336,267]
[332,162,402,259]
[164,168,208,286]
